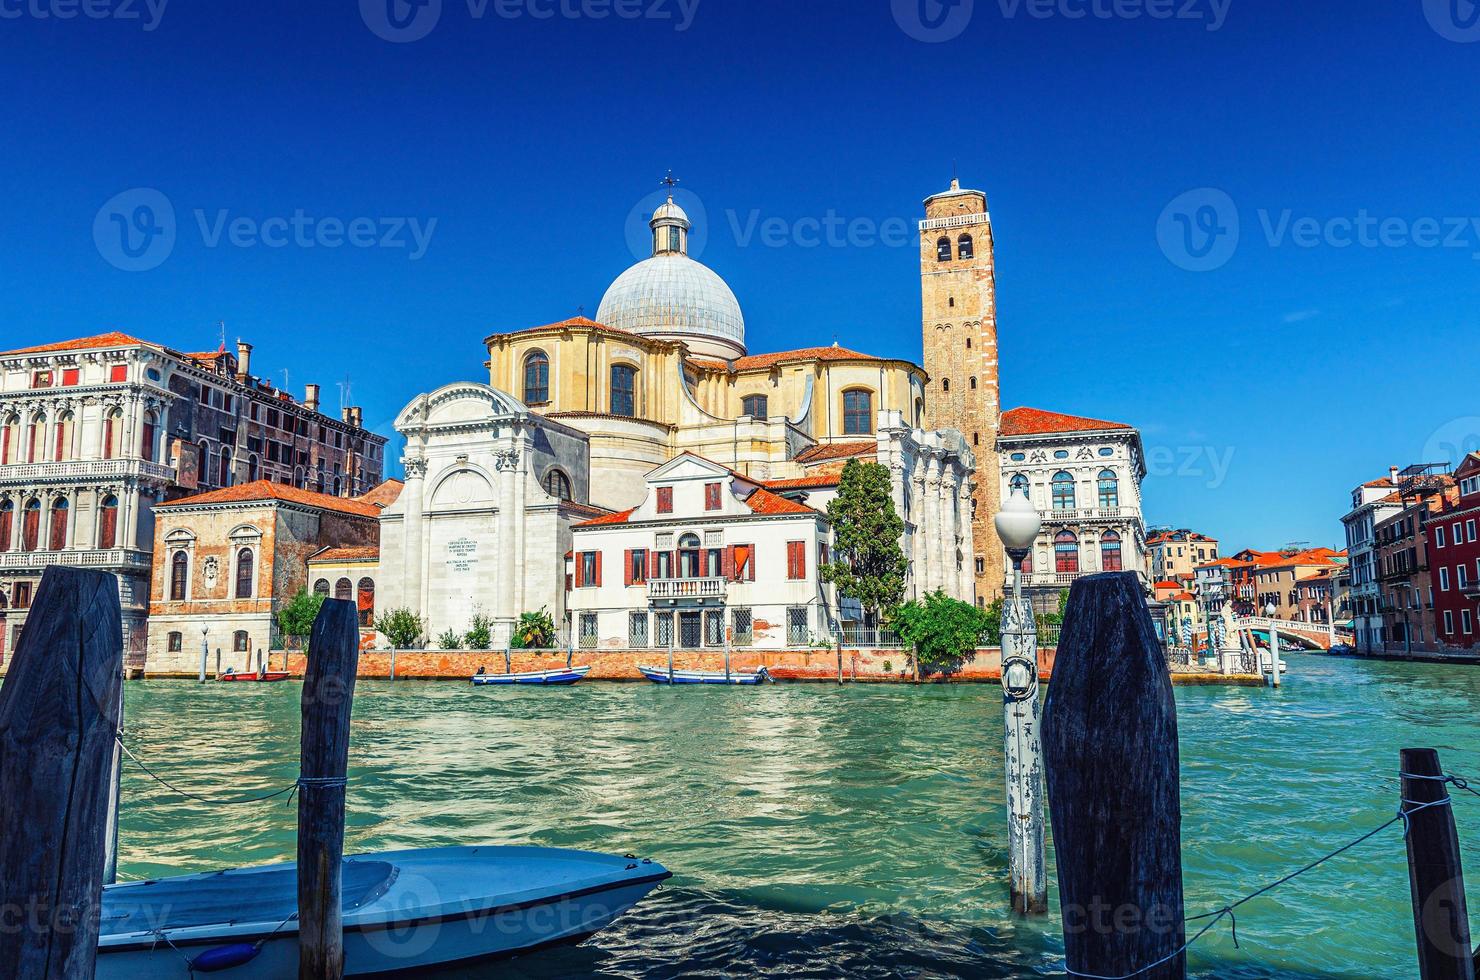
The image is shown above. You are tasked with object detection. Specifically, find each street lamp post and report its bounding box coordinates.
[994,491,1046,915]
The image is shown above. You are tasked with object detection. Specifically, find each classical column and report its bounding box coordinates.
[494,441,520,641]
[940,463,961,601]
[511,430,528,618]
[924,452,944,594]
[122,479,140,552]
[64,488,79,550]
[401,455,428,624]
[911,468,929,600]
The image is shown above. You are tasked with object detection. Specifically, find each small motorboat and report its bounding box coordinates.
[1257,651,1289,675]
[96,845,670,978]
[217,669,292,683]
[637,665,770,685]
[471,665,591,686]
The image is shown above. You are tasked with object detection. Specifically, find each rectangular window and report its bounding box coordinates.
[1440,567,1450,591]
[1444,610,1455,634]
[704,482,722,511]
[656,487,673,514]
[733,543,755,581]
[167,631,182,652]
[1454,524,1464,545]
[1460,566,1470,591]
[731,608,753,646]
[13,582,33,609]
[842,389,873,435]
[628,612,649,648]
[1437,527,1447,548]
[1469,520,1478,543]
[1465,610,1475,635]
[610,365,636,418]
[787,606,809,646]
[109,364,127,383]
[705,610,724,647]
[786,540,806,580]
[655,612,674,648]
[629,548,648,585]
[579,613,598,649]
[61,368,80,386]
[578,551,599,587]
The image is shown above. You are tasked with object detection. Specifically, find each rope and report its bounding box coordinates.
[116,736,299,805]
[1063,796,1456,979]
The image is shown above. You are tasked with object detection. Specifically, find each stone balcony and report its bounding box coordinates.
[0,458,176,487]
[1041,506,1134,523]
[0,548,152,572]
[647,577,727,602]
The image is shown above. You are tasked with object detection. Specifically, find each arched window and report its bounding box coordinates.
[97,495,118,549]
[842,389,873,435]
[958,234,974,260]
[1098,469,1120,508]
[219,447,233,487]
[332,476,342,496]
[197,440,211,485]
[1009,473,1029,499]
[914,398,924,427]
[523,350,550,403]
[233,630,249,652]
[21,499,40,552]
[357,577,375,627]
[610,364,637,418]
[48,499,68,552]
[0,415,17,465]
[313,578,330,595]
[140,411,158,463]
[741,394,768,419]
[1051,471,1076,511]
[1055,531,1080,574]
[53,413,74,462]
[235,548,254,599]
[969,377,977,390]
[102,410,121,460]
[170,551,188,601]
[1102,531,1123,572]
[936,236,952,262]
[0,500,12,552]
[942,378,950,393]
[26,415,44,463]
[965,337,972,349]
[335,577,352,601]
[544,469,572,501]
[678,533,702,579]
[293,467,304,488]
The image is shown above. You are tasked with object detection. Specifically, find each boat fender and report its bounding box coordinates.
[189,943,262,972]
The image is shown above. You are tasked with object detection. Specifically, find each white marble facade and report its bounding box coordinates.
[376,382,592,647]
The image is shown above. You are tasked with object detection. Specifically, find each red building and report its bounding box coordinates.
[1427,453,1480,649]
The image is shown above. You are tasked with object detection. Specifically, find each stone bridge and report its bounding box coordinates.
[1239,616,1342,651]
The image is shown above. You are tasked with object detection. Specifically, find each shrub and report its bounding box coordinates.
[374,608,425,650]
[510,608,557,650]
[465,612,493,650]
[437,628,464,650]
[890,591,991,677]
[276,588,325,651]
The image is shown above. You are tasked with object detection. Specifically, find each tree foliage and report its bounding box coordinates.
[374,607,425,650]
[511,608,558,650]
[276,588,325,650]
[891,591,991,675]
[465,612,493,651]
[437,627,464,650]
[819,459,908,624]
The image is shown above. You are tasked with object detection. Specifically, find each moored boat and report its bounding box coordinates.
[97,845,670,978]
[217,669,291,683]
[637,664,770,685]
[471,665,591,686]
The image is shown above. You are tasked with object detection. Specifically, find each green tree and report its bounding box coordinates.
[891,590,991,677]
[819,459,908,626]
[465,612,493,650]
[437,627,464,650]
[510,608,558,650]
[276,588,325,651]
[374,607,425,650]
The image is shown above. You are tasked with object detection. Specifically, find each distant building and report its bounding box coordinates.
[1427,453,1480,649]
[307,546,382,633]
[997,407,1147,613]
[1342,469,1406,652]
[1373,467,1455,651]
[1251,548,1345,623]
[144,480,397,673]
[1147,528,1220,586]
[0,331,384,662]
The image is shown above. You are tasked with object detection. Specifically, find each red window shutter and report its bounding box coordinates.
[648,550,659,580]
[574,554,585,589]
[624,549,634,586]
[705,483,721,511]
[722,546,735,580]
[109,364,127,383]
[657,487,673,513]
[594,552,602,587]
[61,368,79,386]
[787,541,806,580]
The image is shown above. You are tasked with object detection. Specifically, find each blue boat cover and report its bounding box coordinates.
[100,860,396,937]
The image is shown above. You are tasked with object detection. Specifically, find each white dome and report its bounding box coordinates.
[596,252,746,357]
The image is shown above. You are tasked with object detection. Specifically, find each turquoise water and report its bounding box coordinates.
[116,654,1480,978]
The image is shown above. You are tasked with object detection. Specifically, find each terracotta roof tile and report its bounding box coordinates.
[355,479,404,509]
[159,480,383,518]
[1,331,158,357]
[689,345,894,373]
[574,507,636,528]
[795,441,877,464]
[1154,581,1182,590]
[310,547,380,563]
[1000,406,1133,437]
[764,474,841,491]
[744,487,818,516]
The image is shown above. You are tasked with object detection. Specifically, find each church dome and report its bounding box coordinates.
[596,194,746,359]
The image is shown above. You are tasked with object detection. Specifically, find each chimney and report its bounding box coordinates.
[305,383,320,413]
[235,341,253,382]
[1389,466,1400,485]
[343,406,363,428]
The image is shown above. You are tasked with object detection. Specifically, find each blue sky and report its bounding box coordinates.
[3,0,1478,550]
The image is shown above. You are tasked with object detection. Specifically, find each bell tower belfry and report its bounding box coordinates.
[920,177,1002,603]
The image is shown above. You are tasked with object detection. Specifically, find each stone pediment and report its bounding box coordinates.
[396,382,527,431]
[644,452,734,483]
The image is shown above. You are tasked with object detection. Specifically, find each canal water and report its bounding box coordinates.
[116,654,1480,979]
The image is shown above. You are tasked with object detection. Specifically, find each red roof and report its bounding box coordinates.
[744,487,817,516]
[574,507,637,528]
[1154,580,1182,590]
[689,345,892,373]
[310,547,380,563]
[355,479,404,509]
[1000,406,1132,437]
[764,474,841,491]
[1,331,156,356]
[159,481,383,518]
[795,441,877,465]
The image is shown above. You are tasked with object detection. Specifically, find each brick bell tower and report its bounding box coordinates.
[919,177,1003,604]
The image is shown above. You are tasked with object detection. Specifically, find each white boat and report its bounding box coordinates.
[97,845,670,977]
[1257,651,1289,675]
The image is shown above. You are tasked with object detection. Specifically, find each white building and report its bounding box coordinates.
[375,382,598,647]
[997,407,1148,612]
[568,453,836,650]
[1341,470,1403,651]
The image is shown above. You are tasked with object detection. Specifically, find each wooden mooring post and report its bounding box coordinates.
[1401,748,1476,980]
[0,567,124,980]
[298,598,361,980]
[1043,572,1187,980]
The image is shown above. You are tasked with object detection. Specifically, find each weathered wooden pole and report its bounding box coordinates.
[0,566,124,980]
[298,598,360,980]
[503,643,512,675]
[1401,748,1475,980]
[1043,572,1186,980]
